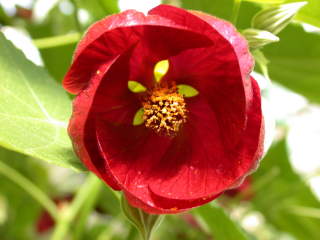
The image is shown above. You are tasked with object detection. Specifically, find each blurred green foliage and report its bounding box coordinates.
[252,140,320,239]
[264,24,320,103]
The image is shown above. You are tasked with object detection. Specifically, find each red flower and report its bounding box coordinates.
[63,5,264,214]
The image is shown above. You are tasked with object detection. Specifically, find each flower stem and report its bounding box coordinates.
[127,225,139,240]
[288,206,320,219]
[72,177,102,240]
[50,173,102,240]
[0,160,58,220]
[231,0,242,25]
[33,33,81,49]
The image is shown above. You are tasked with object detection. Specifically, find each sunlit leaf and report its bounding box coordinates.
[0,33,84,171]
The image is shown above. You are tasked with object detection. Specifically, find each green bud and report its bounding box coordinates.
[252,2,307,35]
[242,28,279,49]
[121,195,164,240]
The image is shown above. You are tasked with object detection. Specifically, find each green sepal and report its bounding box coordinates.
[120,194,164,240]
[242,28,279,49]
[252,2,307,35]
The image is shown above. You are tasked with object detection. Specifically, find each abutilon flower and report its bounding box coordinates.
[63,5,264,214]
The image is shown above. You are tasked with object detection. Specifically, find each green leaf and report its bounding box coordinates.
[252,140,320,240]
[0,33,84,171]
[263,24,320,103]
[193,203,249,240]
[181,0,234,21]
[121,195,164,240]
[286,0,320,28]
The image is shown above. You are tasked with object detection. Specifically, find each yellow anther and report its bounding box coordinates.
[142,86,187,137]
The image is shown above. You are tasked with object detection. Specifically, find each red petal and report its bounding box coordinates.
[144,77,262,212]
[191,11,254,84]
[96,77,262,213]
[63,10,213,94]
[150,5,253,150]
[69,48,138,190]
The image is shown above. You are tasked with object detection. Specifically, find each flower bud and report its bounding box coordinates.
[252,2,307,35]
[242,28,279,49]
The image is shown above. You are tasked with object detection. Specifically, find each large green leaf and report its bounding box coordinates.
[193,203,249,240]
[0,33,84,171]
[252,140,320,240]
[287,0,320,28]
[263,24,320,103]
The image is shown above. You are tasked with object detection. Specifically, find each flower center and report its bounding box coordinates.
[142,87,187,137]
